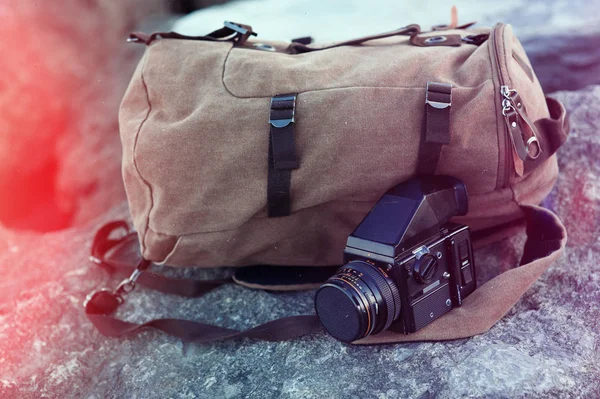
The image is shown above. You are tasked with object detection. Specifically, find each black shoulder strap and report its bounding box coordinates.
[84,221,323,342]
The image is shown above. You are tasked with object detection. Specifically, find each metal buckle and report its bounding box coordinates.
[426,83,452,109]
[224,21,257,37]
[526,136,542,160]
[269,95,297,128]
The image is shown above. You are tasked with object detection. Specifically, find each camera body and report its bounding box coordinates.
[344,222,475,335]
[315,176,477,342]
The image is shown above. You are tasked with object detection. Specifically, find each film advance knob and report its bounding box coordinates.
[413,254,438,284]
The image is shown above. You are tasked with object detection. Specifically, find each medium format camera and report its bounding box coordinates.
[315,176,477,342]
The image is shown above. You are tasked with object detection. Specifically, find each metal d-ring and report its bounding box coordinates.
[526,136,542,159]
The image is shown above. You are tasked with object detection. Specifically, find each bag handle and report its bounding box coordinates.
[84,204,565,344]
[524,97,570,174]
[288,24,421,54]
[128,21,257,46]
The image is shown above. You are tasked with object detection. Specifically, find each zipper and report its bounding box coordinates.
[490,24,542,186]
[490,24,512,188]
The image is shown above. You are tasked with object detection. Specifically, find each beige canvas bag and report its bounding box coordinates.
[84,20,569,344]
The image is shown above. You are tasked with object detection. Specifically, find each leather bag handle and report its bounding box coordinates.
[288,24,421,54]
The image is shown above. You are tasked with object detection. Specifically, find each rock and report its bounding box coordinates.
[2,1,600,397]
[0,0,168,231]
[0,84,599,397]
[174,0,600,93]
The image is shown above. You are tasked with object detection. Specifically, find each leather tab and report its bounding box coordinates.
[410,34,463,47]
[425,82,452,145]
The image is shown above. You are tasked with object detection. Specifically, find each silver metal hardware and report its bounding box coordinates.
[253,43,276,52]
[269,95,297,128]
[436,251,443,259]
[501,85,542,160]
[427,101,451,109]
[446,299,452,306]
[426,82,452,109]
[413,245,430,259]
[126,37,140,43]
[114,267,144,296]
[443,272,451,279]
[424,36,447,44]
[526,136,541,159]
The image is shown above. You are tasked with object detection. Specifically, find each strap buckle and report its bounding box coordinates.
[269,95,297,128]
[224,21,257,38]
[83,258,151,315]
[425,82,452,109]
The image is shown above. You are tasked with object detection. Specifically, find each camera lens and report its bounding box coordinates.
[315,261,401,342]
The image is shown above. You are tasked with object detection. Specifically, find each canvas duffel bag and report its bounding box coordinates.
[84,19,569,344]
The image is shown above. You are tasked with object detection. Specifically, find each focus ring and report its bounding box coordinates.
[340,262,400,333]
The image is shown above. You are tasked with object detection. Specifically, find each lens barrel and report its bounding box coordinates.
[315,261,401,342]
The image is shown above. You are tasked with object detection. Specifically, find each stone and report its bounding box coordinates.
[0,86,599,398]
[3,1,600,397]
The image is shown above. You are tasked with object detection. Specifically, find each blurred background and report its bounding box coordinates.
[0,0,598,234]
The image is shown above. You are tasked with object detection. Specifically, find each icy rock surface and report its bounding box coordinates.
[2,1,600,397]
[1,87,599,398]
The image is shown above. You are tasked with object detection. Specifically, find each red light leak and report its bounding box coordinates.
[0,5,77,231]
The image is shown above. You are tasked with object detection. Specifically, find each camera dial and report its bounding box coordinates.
[414,254,438,284]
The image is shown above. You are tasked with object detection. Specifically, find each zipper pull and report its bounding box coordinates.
[500,86,542,176]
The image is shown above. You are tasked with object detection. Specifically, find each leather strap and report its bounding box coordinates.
[356,204,567,344]
[417,82,452,176]
[268,94,299,217]
[86,312,321,343]
[85,203,565,344]
[525,97,570,174]
[89,221,230,297]
[128,21,256,46]
[289,24,420,54]
[84,223,322,342]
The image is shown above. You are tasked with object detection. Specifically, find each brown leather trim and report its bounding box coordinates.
[410,34,462,47]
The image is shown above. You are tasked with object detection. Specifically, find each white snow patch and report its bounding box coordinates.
[47,358,81,386]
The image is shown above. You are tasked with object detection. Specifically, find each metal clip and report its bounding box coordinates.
[224,21,257,37]
[269,95,297,128]
[425,82,452,109]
